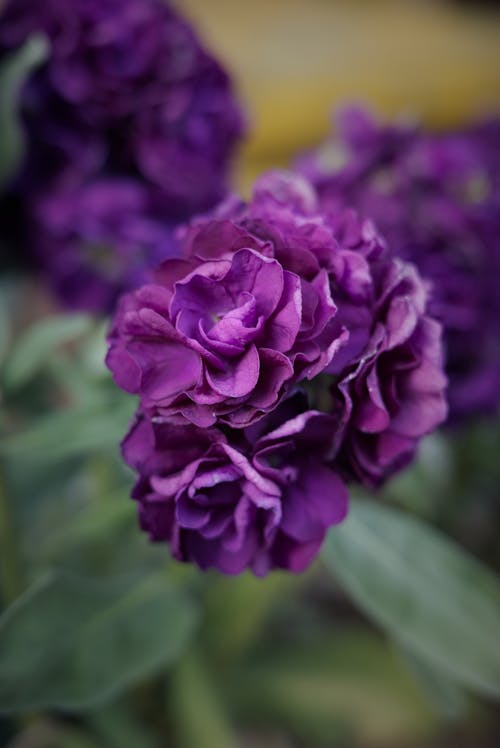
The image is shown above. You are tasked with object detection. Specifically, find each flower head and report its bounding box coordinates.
[32,179,179,312]
[106,176,350,427]
[108,171,448,486]
[297,106,500,420]
[0,0,244,311]
[107,170,449,573]
[122,396,348,575]
[0,0,244,213]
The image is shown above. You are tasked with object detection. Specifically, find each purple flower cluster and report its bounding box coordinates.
[108,171,448,574]
[106,203,347,429]
[0,0,244,310]
[32,179,179,312]
[297,106,500,421]
[123,396,348,575]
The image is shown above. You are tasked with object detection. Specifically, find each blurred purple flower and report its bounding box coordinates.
[0,0,244,212]
[32,179,179,312]
[122,396,348,575]
[297,106,500,420]
[0,0,244,310]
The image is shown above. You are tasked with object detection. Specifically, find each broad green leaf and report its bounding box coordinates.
[322,499,500,698]
[78,320,110,379]
[0,35,48,187]
[0,571,198,712]
[28,486,167,577]
[0,396,135,463]
[36,490,135,564]
[398,647,467,720]
[2,314,93,391]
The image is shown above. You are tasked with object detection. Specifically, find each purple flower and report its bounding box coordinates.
[107,171,448,487]
[279,200,448,487]
[297,106,500,420]
[0,0,244,312]
[122,397,348,575]
[106,181,348,428]
[31,179,179,312]
[108,170,449,573]
[247,175,448,486]
[0,0,244,213]
[331,256,448,487]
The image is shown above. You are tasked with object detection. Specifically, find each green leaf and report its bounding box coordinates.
[397,647,467,720]
[322,498,500,699]
[0,571,198,712]
[0,396,135,463]
[29,485,167,578]
[36,490,135,565]
[78,320,110,379]
[2,314,93,391]
[0,34,49,188]
[0,299,10,369]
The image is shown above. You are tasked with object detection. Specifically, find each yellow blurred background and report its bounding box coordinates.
[178,0,500,192]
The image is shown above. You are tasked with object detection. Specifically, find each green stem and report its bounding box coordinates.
[0,462,24,605]
[203,571,305,665]
[168,651,238,748]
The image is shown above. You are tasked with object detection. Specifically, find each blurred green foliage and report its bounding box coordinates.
[0,35,48,188]
[323,499,500,698]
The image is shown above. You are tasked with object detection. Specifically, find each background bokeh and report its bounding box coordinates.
[1,1,500,747]
[178,0,500,189]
